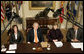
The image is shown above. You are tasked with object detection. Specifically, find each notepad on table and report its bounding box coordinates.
[6,51,15,53]
[54,41,63,47]
[9,44,17,50]
[71,42,83,48]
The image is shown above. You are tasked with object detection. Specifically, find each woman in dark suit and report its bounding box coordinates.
[10,25,24,44]
[47,23,63,42]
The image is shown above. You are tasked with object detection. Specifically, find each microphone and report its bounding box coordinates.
[53,7,63,18]
[53,7,83,29]
[1,12,23,35]
[12,12,22,24]
[5,3,12,21]
[35,7,54,19]
[5,3,22,24]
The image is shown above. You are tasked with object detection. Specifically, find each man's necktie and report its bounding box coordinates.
[35,30,38,43]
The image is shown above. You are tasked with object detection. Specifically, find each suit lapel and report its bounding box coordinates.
[32,29,34,41]
[13,34,16,40]
[73,29,75,39]
[37,29,39,39]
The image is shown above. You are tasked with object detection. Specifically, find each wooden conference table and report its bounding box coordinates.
[3,42,83,53]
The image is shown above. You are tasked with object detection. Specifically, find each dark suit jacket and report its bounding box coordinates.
[10,31,24,44]
[26,28,44,42]
[47,29,63,42]
[66,28,83,42]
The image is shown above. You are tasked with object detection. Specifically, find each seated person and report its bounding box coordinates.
[26,22,44,44]
[10,25,24,44]
[47,23,63,42]
[66,25,83,42]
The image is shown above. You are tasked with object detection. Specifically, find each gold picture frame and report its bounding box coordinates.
[29,1,55,10]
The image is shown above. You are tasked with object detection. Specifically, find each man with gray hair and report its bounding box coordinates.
[26,22,44,44]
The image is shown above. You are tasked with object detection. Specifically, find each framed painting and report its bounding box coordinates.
[29,1,55,10]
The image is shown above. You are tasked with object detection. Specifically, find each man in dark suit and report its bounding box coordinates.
[26,22,44,44]
[66,25,83,42]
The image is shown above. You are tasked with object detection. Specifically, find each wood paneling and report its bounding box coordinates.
[26,18,57,29]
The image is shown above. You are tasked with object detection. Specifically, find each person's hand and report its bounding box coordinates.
[27,42,31,44]
[71,39,74,42]
[74,38,79,42]
[71,39,79,42]
[53,39,58,42]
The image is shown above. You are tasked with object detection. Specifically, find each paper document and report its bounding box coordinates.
[71,42,83,51]
[71,42,83,48]
[81,46,83,51]
[6,51,15,53]
[54,41,63,47]
[1,48,7,52]
[80,43,83,51]
[9,44,17,50]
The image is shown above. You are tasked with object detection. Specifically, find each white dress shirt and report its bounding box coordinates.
[14,33,17,40]
[75,30,77,38]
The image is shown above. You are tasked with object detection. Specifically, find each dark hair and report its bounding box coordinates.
[12,25,19,33]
